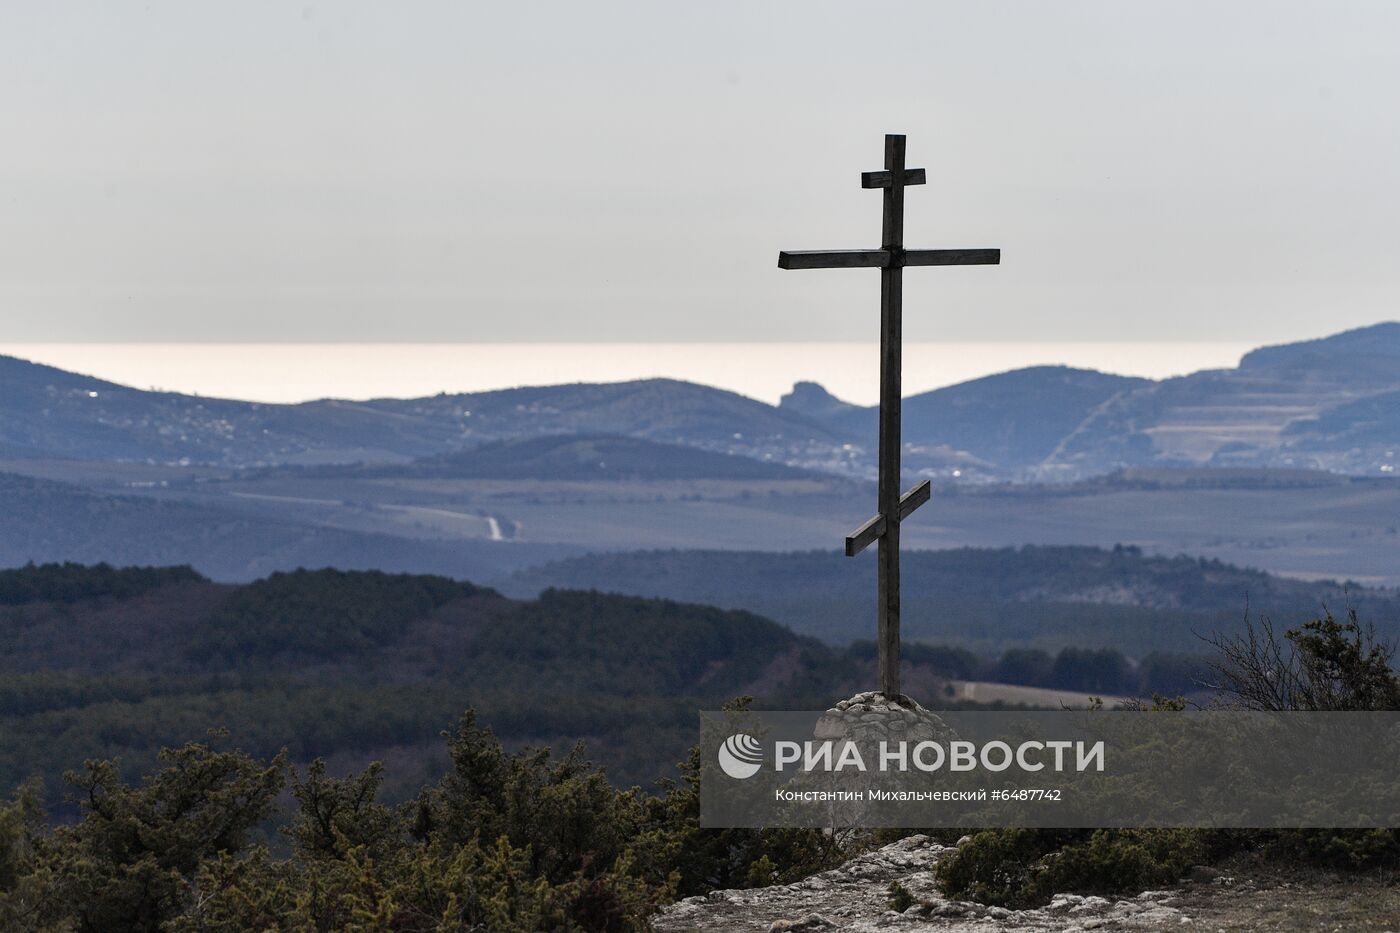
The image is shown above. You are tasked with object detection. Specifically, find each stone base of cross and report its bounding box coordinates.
[778,133,999,697]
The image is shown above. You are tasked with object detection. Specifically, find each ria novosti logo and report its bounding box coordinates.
[718,733,764,779]
[716,734,1106,779]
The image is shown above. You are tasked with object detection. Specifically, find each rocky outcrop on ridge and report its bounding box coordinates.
[654,835,1196,931]
[652,834,1400,931]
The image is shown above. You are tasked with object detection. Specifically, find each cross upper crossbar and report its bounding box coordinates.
[861,168,927,188]
[776,133,999,698]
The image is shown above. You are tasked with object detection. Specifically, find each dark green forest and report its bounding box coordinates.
[0,561,1221,814]
[0,563,824,809]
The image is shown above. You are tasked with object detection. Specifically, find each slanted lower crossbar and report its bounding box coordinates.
[844,480,931,557]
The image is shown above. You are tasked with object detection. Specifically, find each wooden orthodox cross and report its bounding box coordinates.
[778,133,999,698]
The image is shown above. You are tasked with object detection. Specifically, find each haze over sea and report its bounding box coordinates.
[2,342,1256,406]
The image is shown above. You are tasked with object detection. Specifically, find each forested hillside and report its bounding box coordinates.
[506,544,1400,654]
[0,562,1206,813]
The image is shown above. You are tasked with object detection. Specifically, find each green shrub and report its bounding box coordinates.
[1208,611,1400,711]
[936,828,1209,908]
[934,829,1082,907]
[37,738,286,932]
[412,709,649,886]
[0,781,45,930]
[936,611,1400,909]
[1268,829,1400,870]
[887,880,915,912]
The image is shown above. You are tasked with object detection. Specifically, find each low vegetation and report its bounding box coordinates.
[2,562,1397,926]
[0,707,847,932]
[933,612,1400,907]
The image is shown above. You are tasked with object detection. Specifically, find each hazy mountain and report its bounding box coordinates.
[782,323,1400,479]
[782,368,1148,470]
[3,322,1399,481]
[0,355,838,469]
[0,355,469,465]
[779,381,866,424]
[1240,321,1400,381]
[364,379,837,449]
[901,367,1152,466]
[1047,322,1400,476]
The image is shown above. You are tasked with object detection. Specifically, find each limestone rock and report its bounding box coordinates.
[815,692,956,746]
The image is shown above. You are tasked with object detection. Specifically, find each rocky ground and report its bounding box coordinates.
[653,835,1400,932]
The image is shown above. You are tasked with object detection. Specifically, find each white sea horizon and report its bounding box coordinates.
[1,342,1259,407]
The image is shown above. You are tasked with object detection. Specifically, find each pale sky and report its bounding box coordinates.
[4,1,1399,344]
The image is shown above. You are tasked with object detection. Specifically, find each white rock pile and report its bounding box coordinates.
[814,691,957,747]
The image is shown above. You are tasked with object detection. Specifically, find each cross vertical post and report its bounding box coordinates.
[877,134,906,698]
[777,133,1000,699]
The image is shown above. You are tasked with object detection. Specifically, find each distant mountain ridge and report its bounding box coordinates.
[781,367,1150,467]
[788,322,1400,479]
[1240,321,1400,375]
[3,321,1399,480]
[0,356,838,470]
